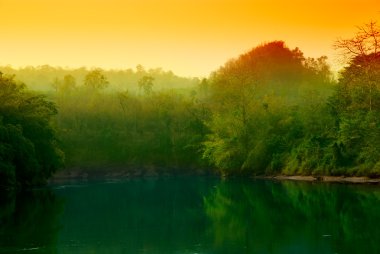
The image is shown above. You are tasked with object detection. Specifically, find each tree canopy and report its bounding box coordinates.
[1,22,380,182]
[0,74,63,190]
[202,41,335,175]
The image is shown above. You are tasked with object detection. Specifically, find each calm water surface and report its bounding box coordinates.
[1,177,380,253]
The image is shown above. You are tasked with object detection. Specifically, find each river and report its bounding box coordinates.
[1,177,380,253]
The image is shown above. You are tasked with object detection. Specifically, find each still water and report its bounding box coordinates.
[1,177,380,253]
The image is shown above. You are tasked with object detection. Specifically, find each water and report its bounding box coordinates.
[1,177,380,253]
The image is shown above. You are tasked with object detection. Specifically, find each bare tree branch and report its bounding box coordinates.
[335,21,380,63]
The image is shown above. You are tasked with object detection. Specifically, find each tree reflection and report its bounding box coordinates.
[204,180,380,254]
[0,189,64,253]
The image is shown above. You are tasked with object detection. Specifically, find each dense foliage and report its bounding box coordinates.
[328,53,380,175]
[0,74,63,189]
[55,84,207,171]
[1,22,380,181]
[201,39,380,176]
[202,41,336,175]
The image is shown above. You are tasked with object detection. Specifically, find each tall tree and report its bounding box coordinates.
[203,41,334,175]
[334,21,380,111]
[330,21,380,174]
[0,74,63,189]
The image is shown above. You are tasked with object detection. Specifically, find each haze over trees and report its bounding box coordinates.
[0,65,199,92]
[1,21,380,189]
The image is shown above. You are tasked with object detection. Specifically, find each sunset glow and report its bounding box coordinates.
[1,0,379,76]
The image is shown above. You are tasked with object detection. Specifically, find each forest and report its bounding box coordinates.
[1,22,380,190]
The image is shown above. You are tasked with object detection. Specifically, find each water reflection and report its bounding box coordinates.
[0,189,64,253]
[54,178,213,253]
[0,178,380,253]
[204,180,380,253]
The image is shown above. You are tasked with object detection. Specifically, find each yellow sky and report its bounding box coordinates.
[0,0,379,76]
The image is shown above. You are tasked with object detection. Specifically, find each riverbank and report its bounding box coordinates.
[256,175,380,184]
[49,166,213,183]
[50,167,380,185]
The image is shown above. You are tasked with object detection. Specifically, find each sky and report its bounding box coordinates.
[0,0,379,77]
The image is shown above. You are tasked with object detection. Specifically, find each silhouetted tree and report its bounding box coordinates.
[334,21,380,111]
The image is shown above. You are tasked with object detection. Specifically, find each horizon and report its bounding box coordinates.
[1,0,379,77]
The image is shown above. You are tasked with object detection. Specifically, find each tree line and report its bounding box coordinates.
[1,21,380,189]
[0,64,199,92]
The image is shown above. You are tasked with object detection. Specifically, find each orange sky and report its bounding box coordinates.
[0,0,379,77]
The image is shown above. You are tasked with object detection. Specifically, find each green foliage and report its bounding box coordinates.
[326,53,380,176]
[202,41,335,175]
[201,37,380,177]
[1,32,379,178]
[0,74,63,189]
[202,113,247,174]
[55,85,208,171]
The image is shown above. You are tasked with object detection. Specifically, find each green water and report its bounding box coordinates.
[1,177,380,253]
